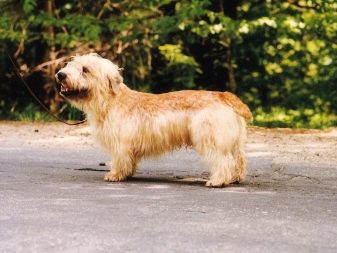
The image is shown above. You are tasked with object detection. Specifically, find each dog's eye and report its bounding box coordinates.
[82,66,89,74]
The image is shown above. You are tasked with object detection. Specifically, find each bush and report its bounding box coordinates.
[0,0,336,128]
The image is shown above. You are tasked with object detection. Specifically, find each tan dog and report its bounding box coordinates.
[56,53,252,187]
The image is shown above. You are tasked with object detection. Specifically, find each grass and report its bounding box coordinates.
[1,103,336,129]
[0,103,84,122]
[1,103,53,121]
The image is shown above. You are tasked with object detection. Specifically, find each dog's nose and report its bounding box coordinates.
[57,72,67,82]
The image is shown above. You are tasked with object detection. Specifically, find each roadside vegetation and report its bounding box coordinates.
[0,0,336,128]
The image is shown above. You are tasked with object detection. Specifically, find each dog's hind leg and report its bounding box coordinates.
[231,145,247,183]
[200,150,235,187]
[231,118,247,183]
[191,126,235,187]
[191,107,241,187]
[104,154,138,182]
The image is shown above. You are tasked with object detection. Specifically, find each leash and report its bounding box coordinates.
[6,52,86,125]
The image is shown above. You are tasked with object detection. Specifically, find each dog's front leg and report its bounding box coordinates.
[104,153,138,182]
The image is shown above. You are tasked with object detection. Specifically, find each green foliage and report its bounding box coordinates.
[158,44,201,89]
[0,0,336,128]
[254,107,337,129]
[23,0,36,14]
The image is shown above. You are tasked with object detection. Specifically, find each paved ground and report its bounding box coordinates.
[0,122,337,253]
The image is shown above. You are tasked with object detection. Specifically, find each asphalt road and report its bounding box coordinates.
[0,123,337,253]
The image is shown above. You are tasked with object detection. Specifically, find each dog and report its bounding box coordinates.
[55,53,252,187]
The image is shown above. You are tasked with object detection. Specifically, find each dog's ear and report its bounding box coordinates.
[107,72,123,94]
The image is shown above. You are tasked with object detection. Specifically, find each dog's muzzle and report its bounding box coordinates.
[55,72,88,99]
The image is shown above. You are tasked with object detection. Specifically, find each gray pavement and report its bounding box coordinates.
[1,125,337,253]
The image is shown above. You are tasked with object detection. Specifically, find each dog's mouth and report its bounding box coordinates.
[59,84,88,99]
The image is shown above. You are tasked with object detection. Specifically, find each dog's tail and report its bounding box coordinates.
[217,92,253,121]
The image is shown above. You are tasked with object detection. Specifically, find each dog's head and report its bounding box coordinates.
[55,53,123,106]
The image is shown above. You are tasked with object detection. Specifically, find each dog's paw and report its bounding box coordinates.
[206,181,223,188]
[205,178,230,188]
[104,172,127,182]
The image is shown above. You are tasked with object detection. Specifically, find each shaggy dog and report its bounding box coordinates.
[56,53,252,187]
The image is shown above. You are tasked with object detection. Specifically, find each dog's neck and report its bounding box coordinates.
[84,83,132,126]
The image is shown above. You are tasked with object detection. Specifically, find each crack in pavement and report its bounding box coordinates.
[272,173,321,183]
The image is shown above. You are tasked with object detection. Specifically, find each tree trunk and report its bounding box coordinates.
[220,0,239,93]
[43,0,60,113]
[44,0,56,66]
[226,44,237,93]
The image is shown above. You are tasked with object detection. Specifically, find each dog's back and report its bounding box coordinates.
[124,89,252,121]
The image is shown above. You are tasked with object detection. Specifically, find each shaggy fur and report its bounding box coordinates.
[56,53,252,187]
